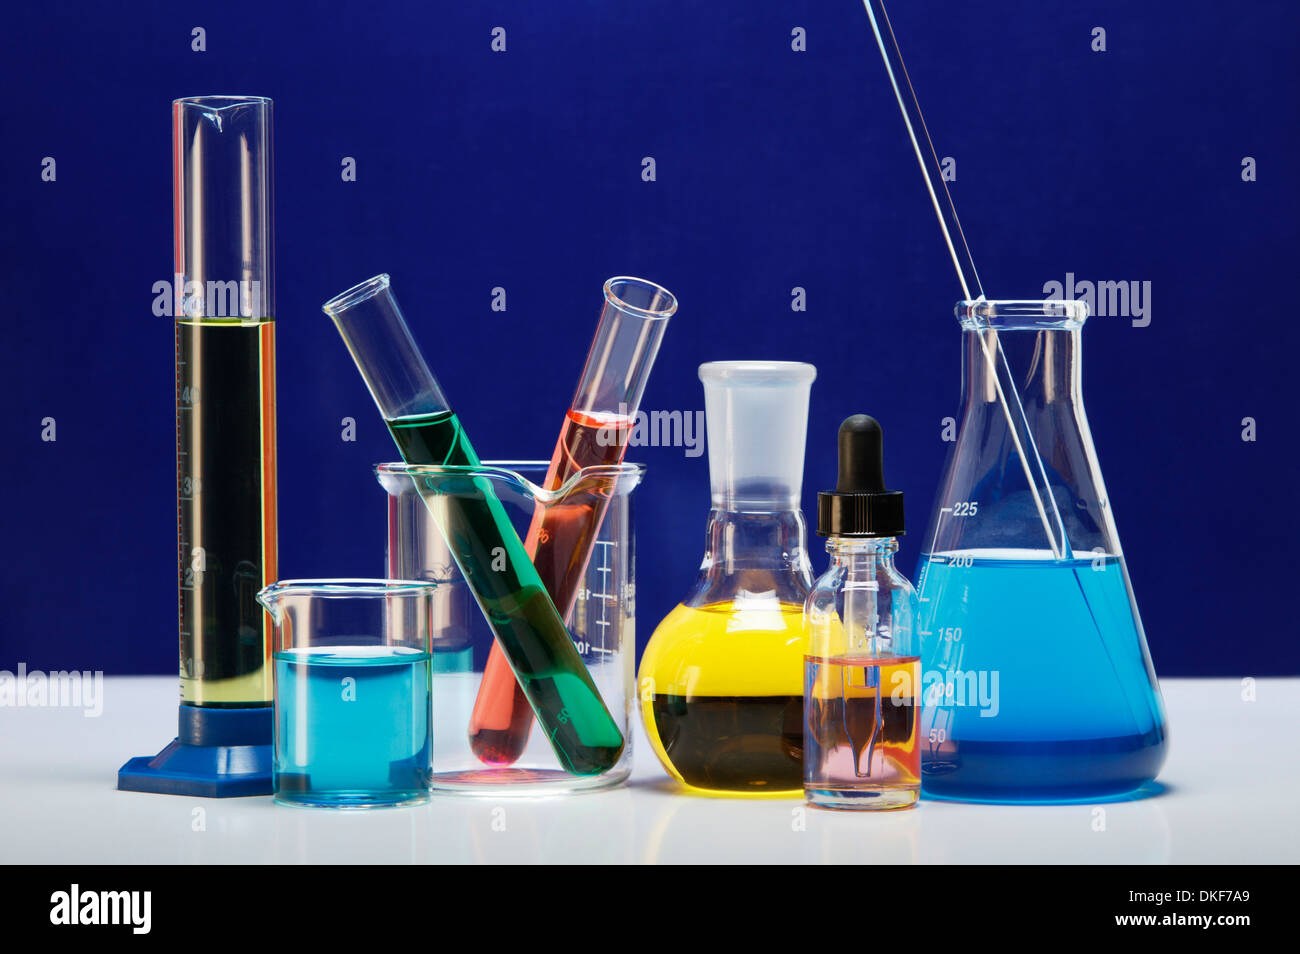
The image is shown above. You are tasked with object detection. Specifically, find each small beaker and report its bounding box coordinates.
[255,579,437,809]
[376,460,642,795]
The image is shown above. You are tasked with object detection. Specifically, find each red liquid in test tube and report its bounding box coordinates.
[468,278,676,767]
[468,409,632,764]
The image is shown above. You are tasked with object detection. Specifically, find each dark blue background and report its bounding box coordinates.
[2,1,1296,677]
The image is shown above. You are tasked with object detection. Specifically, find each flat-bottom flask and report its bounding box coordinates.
[918,301,1167,802]
[643,600,808,793]
[639,361,816,796]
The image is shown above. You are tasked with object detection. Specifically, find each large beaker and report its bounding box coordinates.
[377,460,641,795]
[917,300,1167,802]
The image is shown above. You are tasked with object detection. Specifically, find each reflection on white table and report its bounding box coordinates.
[0,677,1294,864]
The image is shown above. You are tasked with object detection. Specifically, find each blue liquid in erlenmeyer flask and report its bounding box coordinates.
[917,550,1166,802]
[274,646,431,807]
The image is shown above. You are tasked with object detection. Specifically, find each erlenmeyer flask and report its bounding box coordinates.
[918,300,1167,802]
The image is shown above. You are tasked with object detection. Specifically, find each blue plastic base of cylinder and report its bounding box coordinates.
[117,704,273,797]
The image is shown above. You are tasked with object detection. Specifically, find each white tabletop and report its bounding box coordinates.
[1,677,1294,864]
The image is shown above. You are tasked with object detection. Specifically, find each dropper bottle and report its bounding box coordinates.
[804,415,921,810]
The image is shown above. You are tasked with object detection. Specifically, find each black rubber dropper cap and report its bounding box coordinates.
[816,415,905,537]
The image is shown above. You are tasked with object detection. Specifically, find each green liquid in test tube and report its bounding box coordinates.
[323,274,623,775]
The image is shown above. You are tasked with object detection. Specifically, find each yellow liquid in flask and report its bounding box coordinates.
[638,600,807,796]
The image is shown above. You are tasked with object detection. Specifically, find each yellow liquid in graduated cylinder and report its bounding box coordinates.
[638,601,808,796]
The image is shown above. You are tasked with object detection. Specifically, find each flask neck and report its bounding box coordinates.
[963,327,1082,408]
[688,507,813,606]
[824,536,900,578]
[699,361,815,512]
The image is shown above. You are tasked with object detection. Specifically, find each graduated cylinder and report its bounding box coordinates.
[173,96,277,707]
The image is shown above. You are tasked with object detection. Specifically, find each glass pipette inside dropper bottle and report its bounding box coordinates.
[322,274,624,775]
[469,277,677,765]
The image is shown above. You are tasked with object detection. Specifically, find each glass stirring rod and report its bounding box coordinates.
[323,274,625,776]
[859,0,1068,558]
[469,278,677,765]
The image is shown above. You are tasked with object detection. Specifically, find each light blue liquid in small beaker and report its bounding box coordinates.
[274,646,432,808]
[917,550,1166,802]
